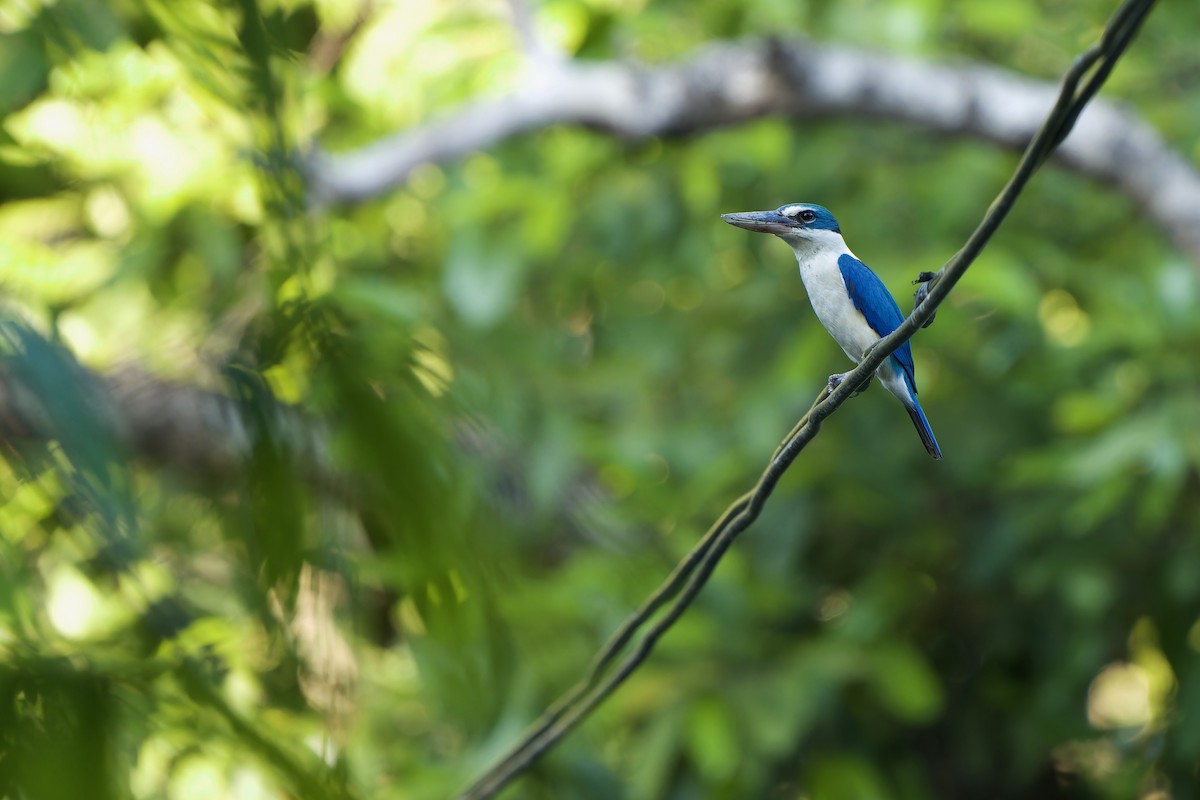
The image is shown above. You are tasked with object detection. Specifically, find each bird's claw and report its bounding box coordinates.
[912,273,938,329]
[828,372,872,396]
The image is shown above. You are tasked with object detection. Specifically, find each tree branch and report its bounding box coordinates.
[0,353,346,498]
[0,349,615,543]
[456,1,1158,797]
[308,32,1200,266]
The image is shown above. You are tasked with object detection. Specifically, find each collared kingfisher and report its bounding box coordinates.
[721,203,942,460]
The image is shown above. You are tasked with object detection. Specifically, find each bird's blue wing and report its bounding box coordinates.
[837,253,917,392]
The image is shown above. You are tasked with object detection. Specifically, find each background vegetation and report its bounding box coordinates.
[1,0,1198,797]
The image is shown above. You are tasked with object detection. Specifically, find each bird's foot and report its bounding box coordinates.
[828,372,872,396]
[912,271,939,328]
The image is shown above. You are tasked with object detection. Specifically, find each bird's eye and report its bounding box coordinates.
[798,210,817,223]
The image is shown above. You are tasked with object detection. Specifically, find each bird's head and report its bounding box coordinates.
[721,203,842,249]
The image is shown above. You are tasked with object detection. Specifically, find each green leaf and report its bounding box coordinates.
[687,698,741,782]
[806,753,892,800]
[869,643,944,723]
[0,31,49,116]
[442,234,525,328]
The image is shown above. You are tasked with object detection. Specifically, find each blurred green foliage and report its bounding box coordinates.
[1,0,1199,798]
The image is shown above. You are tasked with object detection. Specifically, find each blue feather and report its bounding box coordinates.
[839,253,941,458]
[837,253,916,393]
[902,388,942,459]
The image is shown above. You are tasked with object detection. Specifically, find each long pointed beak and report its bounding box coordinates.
[720,210,794,235]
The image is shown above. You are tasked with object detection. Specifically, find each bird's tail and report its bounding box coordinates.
[904,399,942,460]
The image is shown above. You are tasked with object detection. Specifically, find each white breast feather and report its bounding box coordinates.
[788,235,880,363]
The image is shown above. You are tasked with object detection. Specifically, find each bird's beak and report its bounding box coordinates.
[720,210,794,235]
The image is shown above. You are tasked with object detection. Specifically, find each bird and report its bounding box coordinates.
[721,203,942,460]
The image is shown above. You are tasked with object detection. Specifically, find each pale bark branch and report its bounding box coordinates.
[308,37,1200,264]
